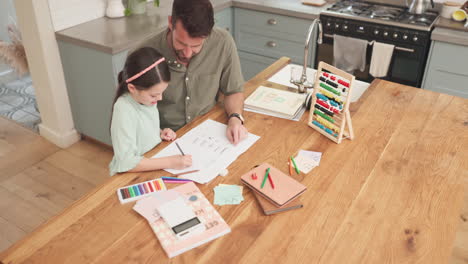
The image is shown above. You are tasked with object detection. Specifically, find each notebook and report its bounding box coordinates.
[240,163,307,207]
[244,86,307,119]
[133,182,231,258]
[253,192,303,215]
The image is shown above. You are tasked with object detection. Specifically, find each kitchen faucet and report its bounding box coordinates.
[295,19,323,93]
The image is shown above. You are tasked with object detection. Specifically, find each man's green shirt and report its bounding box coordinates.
[148,27,244,131]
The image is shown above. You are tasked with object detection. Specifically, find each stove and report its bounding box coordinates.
[316,1,439,87]
[322,0,438,31]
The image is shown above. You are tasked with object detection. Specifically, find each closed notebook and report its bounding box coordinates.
[244,86,306,119]
[252,166,304,215]
[241,163,307,207]
[253,192,303,215]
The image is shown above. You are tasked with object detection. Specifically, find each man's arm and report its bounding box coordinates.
[224,92,244,116]
[224,92,248,145]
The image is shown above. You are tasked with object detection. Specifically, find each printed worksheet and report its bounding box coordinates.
[152,119,260,183]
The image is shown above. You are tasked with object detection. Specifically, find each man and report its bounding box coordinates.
[148,0,248,144]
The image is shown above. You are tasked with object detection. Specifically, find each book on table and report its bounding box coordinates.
[133,182,230,258]
[240,163,307,208]
[244,86,307,119]
[253,191,303,215]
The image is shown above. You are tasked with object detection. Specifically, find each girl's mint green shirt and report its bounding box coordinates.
[109,93,162,176]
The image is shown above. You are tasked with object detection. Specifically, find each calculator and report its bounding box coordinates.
[156,196,206,239]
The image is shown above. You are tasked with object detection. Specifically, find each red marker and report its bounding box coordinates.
[267,173,275,189]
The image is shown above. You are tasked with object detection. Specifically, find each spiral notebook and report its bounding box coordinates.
[240,163,307,207]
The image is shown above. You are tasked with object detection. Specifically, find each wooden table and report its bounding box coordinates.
[1,58,467,264]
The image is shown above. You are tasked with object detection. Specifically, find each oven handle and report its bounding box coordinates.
[323,33,415,53]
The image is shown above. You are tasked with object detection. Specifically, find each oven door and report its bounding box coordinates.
[315,34,425,87]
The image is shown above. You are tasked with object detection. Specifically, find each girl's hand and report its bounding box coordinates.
[160,128,176,141]
[168,155,192,170]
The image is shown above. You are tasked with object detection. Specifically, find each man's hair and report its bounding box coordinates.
[171,0,214,38]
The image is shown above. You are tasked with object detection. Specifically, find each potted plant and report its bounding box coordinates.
[125,0,160,16]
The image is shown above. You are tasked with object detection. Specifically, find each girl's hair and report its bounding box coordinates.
[113,47,170,106]
[110,47,170,131]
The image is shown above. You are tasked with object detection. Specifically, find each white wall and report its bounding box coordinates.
[47,0,107,31]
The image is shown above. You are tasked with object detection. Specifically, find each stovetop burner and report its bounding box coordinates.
[367,6,402,20]
[399,13,438,26]
[323,0,438,30]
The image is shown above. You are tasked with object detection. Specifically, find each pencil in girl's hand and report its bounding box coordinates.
[175,141,185,156]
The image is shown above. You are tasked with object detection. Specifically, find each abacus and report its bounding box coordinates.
[308,62,355,144]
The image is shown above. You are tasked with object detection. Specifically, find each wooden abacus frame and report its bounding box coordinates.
[308,62,355,144]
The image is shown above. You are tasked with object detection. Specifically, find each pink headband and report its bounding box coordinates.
[125,57,166,83]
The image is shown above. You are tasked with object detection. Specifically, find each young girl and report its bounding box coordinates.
[109,47,192,176]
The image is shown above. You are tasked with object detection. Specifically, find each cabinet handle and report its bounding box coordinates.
[267,41,277,48]
[225,27,230,32]
[267,18,277,25]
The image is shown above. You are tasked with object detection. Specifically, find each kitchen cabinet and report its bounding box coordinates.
[422,40,468,98]
[58,41,127,145]
[234,8,318,80]
[214,7,233,36]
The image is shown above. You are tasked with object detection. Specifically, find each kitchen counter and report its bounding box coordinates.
[435,16,468,33]
[431,26,468,46]
[1,57,466,263]
[56,0,331,54]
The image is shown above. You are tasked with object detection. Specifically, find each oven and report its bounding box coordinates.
[316,14,433,88]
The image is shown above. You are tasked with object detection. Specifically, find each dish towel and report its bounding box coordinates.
[369,42,395,78]
[333,34,368,73]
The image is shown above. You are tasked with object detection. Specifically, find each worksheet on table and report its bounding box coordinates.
[152,119,260,184]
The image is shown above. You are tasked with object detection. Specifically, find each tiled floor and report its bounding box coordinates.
[0,64,41,132]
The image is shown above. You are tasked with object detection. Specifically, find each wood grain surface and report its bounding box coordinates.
[1,57,466,264]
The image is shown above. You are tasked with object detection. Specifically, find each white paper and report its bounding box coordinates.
[152,120,260,184]
[133,190,182,222]
[294,150,322,174]
[298,150,322,165]
[267,64,316,90]
[267,64,370,103]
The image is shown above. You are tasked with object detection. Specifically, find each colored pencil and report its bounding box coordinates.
[261,168,270,188]
[289,159,293,176]
[175,170,200,176]
[290,156,300,174]
[162,180,190,184]
[267,173,275,189]
[161,176,192,182]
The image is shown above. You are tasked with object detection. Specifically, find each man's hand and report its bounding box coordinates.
[226,117,248,145]
[160,128,177,141]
